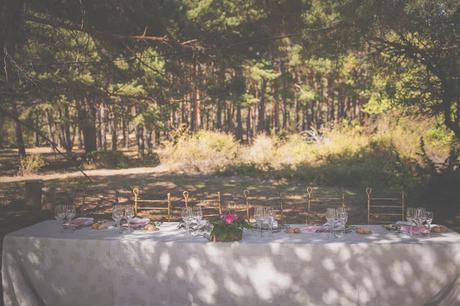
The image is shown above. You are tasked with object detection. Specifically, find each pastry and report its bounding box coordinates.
[431,225,448,233]
[355,227,371,235]
[287,227,300,234]
[91,223,101,230]
[144,224,158,231]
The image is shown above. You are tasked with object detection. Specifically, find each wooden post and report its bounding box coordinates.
[132,188,139,215]
[217,192,222,215]
[24,180,43,210]
[401,191,406,221]
[167,193,172,221]
[183,191,189,208]
[366,187,372,224]
[244,190,250,221]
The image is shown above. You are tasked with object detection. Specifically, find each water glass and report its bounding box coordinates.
[426,211,433,235]
[65,204,76,231]
[124,205,135,232]
[406,207,415,236]
[54,205,66,232]
[181,207,193,235]
[112,204,125,233]
[254,207,265,235]
[326,208,337,238]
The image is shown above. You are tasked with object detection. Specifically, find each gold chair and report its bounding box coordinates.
[196,192,223,218]
[220,190,250,221]
[279,192,307,224]
[132,187,172,221]
[367,187,405,224]
[305,185,347,224]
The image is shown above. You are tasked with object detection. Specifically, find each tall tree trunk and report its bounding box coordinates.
[122,114,129,149]
[33,112,40,147]
[111,108,117,151]
[273,80,280,134]
[236,103,243,142]
[246,106,252,143]
[146,128,153,153]
[80,98,97,154]
[136,124,145,158]
[13,104,26,159]
[45,111,55,149]
[62,105,72,157]
[96,105,102,149]
[100,104,107,151]
[281,61,288,130]
[257,79,267,133]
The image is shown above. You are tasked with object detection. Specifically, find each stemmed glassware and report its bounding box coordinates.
[406,207,415,236]
[254,207,266,236]
[326,208,337,238]
[425,211,433,236]
[336,207,348,237]
[112,204,125,233]
[181,207,193,235]
[54,204,67,232]
[124,205,135,232]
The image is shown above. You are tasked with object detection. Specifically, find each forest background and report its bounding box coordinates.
[0,0,459,216]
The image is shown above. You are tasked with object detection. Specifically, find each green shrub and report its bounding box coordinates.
[18,154,47,175]
[159,131,239,173]
[81,151,129,169]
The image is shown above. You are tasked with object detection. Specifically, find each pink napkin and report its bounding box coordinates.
[302,225,323,233]
[400,225,430,234]
[70,217,94,227]
[123,217,150,228]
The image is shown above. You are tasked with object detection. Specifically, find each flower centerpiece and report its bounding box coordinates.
[210,212,249,242]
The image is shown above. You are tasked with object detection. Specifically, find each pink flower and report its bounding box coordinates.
[222,213,238,224]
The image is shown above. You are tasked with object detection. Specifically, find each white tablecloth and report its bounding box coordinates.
[3,221,460,306]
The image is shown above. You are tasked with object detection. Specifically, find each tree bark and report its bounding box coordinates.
[80,99,97,154]
[236,103,243,142]
[257,79,267,133]
[111,108,117,151]
[13,104,26,159]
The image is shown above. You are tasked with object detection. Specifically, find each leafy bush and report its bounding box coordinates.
[18,154,46,175]
[159,131,239,173]
[81,151,129,169]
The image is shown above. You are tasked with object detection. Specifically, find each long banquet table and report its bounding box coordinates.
[3,221,460,306]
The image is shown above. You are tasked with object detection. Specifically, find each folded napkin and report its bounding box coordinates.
[303,225,323,233]
[123,217,150,228]
[67,217,94,228]
[400,225,430,234]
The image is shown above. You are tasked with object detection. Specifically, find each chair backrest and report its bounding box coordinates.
[367,187,405,224]
[132,187,172,221]
[222,190,250,221]
[305,185,346,224]
[195,192,223,218]
[279,192,307,224]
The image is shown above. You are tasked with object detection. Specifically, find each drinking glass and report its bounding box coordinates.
[181,207,193,235]
[415,208,426,227]
[336,208,348,236]
[193,206,203,222]
[124,205,135,232]
[265,208,274,233]
[65,205,76,231]
[424,211,433,235]
[254,207,265,236]
[406,208,415,236]
[112,204,124,233]
[326,208,336,238]
[54,205,66,232]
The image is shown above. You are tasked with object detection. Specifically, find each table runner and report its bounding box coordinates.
[3,221,460,306]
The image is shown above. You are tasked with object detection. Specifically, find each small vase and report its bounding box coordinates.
[212,229,243,242]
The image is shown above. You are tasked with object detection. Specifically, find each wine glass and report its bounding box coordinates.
[112,204,124,233]
[336,207,348,236]
[425,211,433,236]
[254,207,265,236]
[124,205,135,232]
[415,208,426,228]
[181,207,193,235]
[65,204,76,231]
[54,205,66,232]
[265,208,275,233]
[326,208,336,238]
[406,208,415,236]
